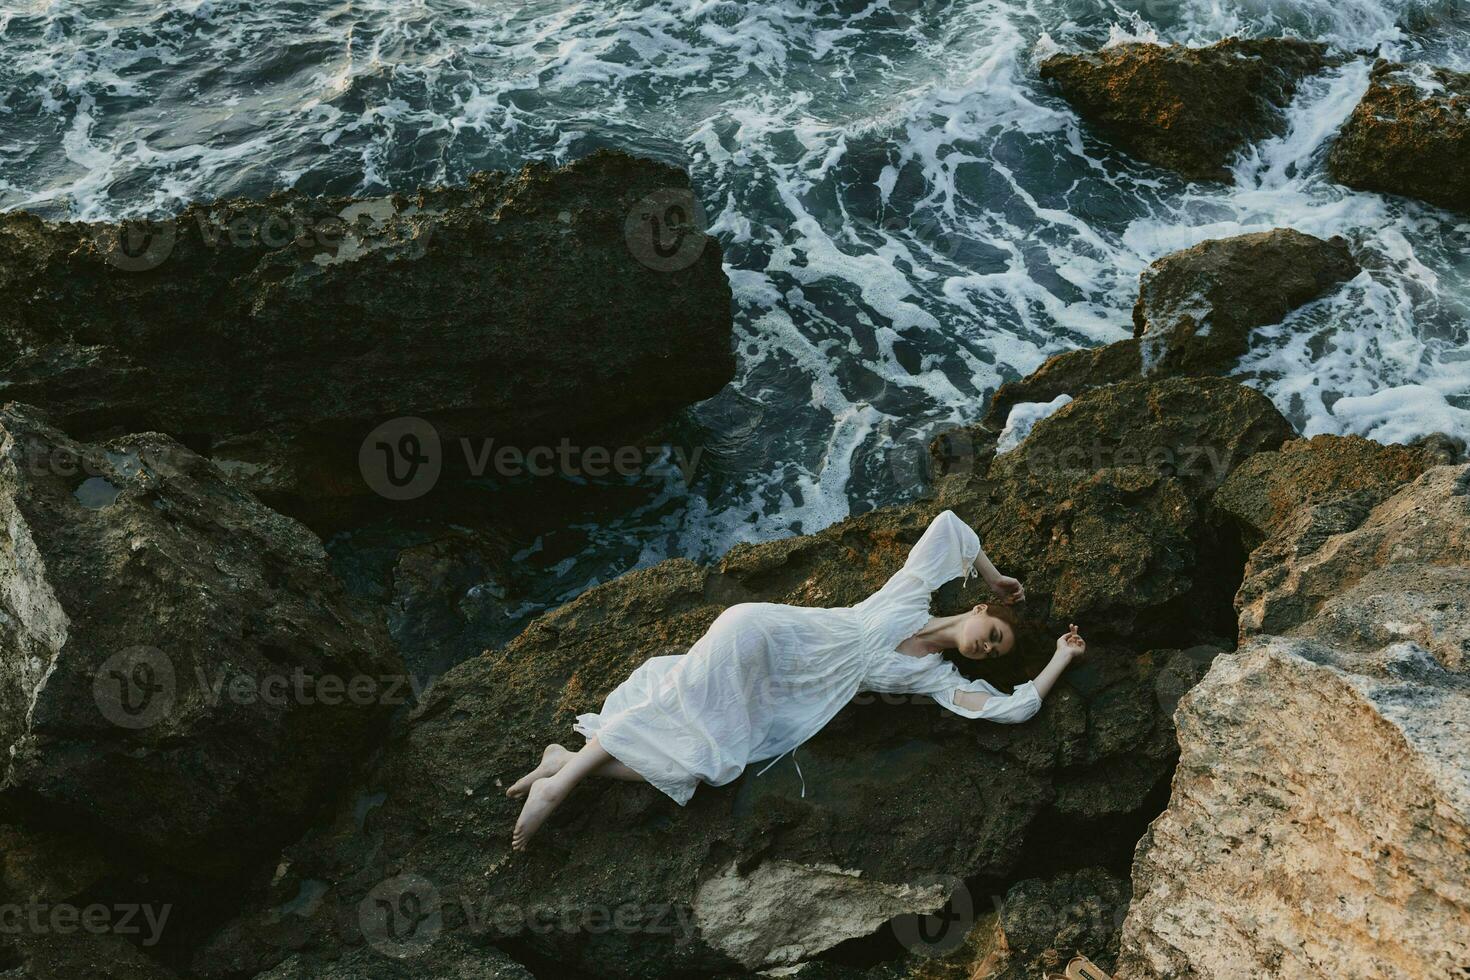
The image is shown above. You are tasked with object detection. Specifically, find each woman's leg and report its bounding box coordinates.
[592,756,645,782]
[512,737,627,850]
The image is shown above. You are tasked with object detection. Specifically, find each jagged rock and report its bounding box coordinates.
[0,404,402,882]
[187,377,1277,978]
[1131,230,1358,376]
[0,933,180,980]
[252,938,532,980]
[0,150,734,511]
[1040,39,1330,181]
[1328,60,1470,213]
[1118,464,1470,978]
[1213,433,1434,549]
[0,817,182,979]
[1411,431,1467,465]
[1235,465,1470,646]
[965,377,1294,638]
[982,340,1142,433]
[993,868,1130,979]
[983,231,1355,432]
[987,377,1292,497]
[324,517,519,678]
[1118,631,1470,980]
[761,867,1129,980]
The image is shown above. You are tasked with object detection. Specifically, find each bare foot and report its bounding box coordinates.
[512,777,566,851]
[506,743,570,798]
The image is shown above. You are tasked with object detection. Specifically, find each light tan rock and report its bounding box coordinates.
[1119,464,1470,978]
[1119,636,1470,979]
[692,860,948,969]
[1236,464,1470,650]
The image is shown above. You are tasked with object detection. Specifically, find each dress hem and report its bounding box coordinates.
[573,714,697,807]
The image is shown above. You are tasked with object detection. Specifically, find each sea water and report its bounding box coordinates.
[2,0,1467,623]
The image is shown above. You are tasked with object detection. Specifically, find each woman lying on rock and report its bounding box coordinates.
[509,509,1086,849]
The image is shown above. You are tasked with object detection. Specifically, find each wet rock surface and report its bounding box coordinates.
[984,230,1356,433]
[1328,60,1470,213]
[0,150,734,511]
[1131,230,1358,376]
[0,404,402,883]
[1040,38,1330,181]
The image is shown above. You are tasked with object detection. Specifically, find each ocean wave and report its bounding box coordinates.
[1,0,1466,609]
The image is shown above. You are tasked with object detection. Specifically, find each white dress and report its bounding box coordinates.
[573,510,1042,805]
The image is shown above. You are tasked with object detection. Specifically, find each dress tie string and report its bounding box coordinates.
[755,746,806,797]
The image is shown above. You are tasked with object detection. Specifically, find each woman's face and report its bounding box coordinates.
[957,605,1015,659]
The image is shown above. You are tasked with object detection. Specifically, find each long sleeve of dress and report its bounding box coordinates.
[892,510,982,592]
[930,675,1042,722]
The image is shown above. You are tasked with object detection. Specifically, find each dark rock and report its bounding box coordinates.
[1411,431,1468,465]
[1040,38,1330,181]
[188,376,1282,978]
[982,340,1142,432]
[0,817,181,979]
[0,150,734,512]
[252,938,532,980]
[994,867,1129,978]
[0,404,403,883]
[983,230,1354,433]
[0,933,179,980]
[1327,60,1470,213]
[325,517,519,678]
[961,378,1294,638]
[1131,230,1358,376]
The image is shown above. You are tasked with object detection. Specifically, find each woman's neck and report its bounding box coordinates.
[897,613,965,657]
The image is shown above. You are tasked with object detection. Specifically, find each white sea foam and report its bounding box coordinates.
[996,394,1073,454]
[1,0,1466,606]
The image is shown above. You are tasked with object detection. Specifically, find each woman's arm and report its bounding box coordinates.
[951,627,1086,712]
[970,540,1025,604]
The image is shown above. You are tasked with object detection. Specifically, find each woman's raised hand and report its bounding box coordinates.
[989,574,1025,604]
[1056,624,1086,658]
